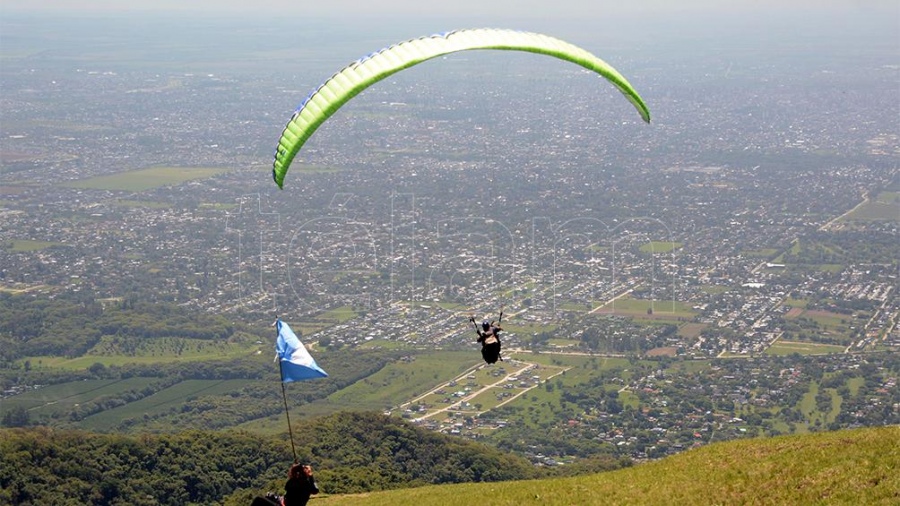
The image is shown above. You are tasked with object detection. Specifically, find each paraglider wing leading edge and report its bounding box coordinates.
[272,28,651,189]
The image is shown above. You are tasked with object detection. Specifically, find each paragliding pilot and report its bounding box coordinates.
[471,308,504,364]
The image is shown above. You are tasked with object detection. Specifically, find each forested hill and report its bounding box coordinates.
[0,411,540,506]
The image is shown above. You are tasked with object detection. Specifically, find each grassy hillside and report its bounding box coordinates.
[311,426,899,506]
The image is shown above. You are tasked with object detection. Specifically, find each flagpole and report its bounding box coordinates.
[278,358,298,463]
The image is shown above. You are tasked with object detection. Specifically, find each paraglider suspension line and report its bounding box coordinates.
[278,359,298,462]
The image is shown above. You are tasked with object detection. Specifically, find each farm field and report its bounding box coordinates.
[765,340,847,356]
[319,351,477,413]
[2,378,152,417]
[638,241,683,253]
[4,239,65,252]
[20,337,261,370]
[593,297,696,322]
[78,379,248,431]
[404,359,569,421]
[63,167,229,191]
[843,191,899,221]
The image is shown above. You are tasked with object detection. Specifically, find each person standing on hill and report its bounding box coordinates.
[283,463,319,506]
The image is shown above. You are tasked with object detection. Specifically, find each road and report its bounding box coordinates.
[400,359,569,421]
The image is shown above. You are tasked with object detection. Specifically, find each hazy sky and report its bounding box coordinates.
[3,0,896,18]
[2,1,895,69]
[4,1,896,45]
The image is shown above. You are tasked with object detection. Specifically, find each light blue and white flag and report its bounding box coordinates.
[274,319,328,383]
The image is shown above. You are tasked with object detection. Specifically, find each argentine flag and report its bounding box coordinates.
[275,319,328,383]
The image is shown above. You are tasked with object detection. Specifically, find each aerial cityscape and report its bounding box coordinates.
[1,5,898,504]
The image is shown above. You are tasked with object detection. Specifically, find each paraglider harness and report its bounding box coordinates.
[471,309,504,364]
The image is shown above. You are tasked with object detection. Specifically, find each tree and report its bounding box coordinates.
[1,406,30,427]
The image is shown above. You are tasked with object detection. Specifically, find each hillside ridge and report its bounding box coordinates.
[308,425,899,506]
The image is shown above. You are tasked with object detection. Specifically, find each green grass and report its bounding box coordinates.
[765,340,846,356]
[63,167,229,191]
[240,352,481,433]
[781,307,863,346]
[638,241,682,254]
[0,378,152,418]
[411,361,547,420]
[668,359,711,374]
[4,239,65,251]
[826,388,842,424]
[320,306,359,324]
[249,352,483,427]
[802,310,850,329]
[0,284,49,294]
[594,297,696,319]
[699,285,729,295]
[844,191,899,221]
[78,379,247,431]
[796,380,842,428]
[545,338,580,347]
[312,426,899,506]
[742,248,780,258]
[321,351,476,412]
[199,202,239,210]
[798,381,819,424]
[677,323,707,339]
[111,199,172,209]
[784,298,809,309]
[292,164,342,174]
[20,338,261,370]
[847,376,865,397]
[619,390,640,410]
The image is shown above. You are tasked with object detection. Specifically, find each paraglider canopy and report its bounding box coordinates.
[272,28,651,189]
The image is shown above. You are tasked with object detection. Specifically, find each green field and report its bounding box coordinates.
[111,199,172,209]
[0,284,49,294]
[4,239,65,252]
[488,353,633,429]
[638,241,683,254]
[781,306,864,346]
[699,285,729,295]
[796,380,843,429]
[20,337,261,370]
[284,306,364,339]
[742,248,780,259]
[291,165,342,174]
[1,378,152,418]
[594,297,696,319]
[765,340,846,356]
[323,352,477,412]
[409,361,536,420]
[63,167,230,191]
[844,191,899,221]
[677,322,707,339]
[847,376,864,396]
[240,351,480,433]
[78,379,248,431]
[783,297,809,309]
